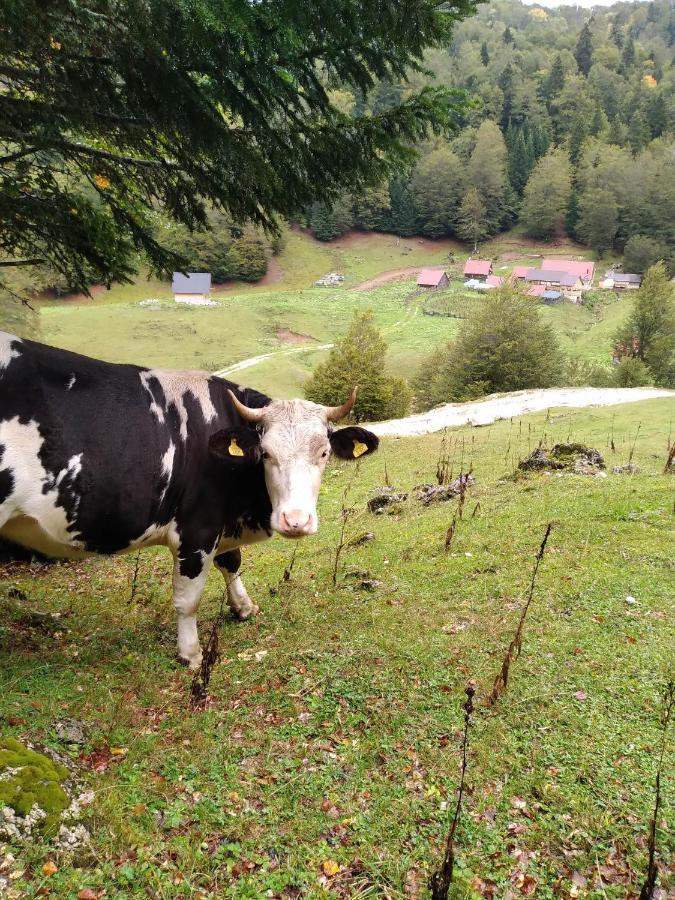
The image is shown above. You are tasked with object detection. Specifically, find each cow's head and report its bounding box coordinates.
[209,389,378,537]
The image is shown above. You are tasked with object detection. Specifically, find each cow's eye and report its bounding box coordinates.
[321,450,329,458]
[262,451,270,460]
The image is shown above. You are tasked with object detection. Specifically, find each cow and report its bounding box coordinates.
[0,331,379,668]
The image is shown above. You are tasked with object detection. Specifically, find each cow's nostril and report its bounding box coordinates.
[281,510,311,531]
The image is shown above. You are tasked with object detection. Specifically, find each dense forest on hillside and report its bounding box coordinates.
[307,0,675,272]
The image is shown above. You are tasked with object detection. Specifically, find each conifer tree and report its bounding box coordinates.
[575,21,594,77]
[614,262,675,387]
[480,41,490,66]
[0,0,473,291]
[305,310,412,420]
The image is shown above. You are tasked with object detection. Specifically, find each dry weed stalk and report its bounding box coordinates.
[639,680,674,900]
[189,593,226,710]
[663,444,675,474]
[429,682,476,900]
[436,430,451,485]
[628,422,642,467]
[127,550,142,604]
[283,544,298,582]
[486,523,553,707]
[443,470,472,552]
[331,472,359,585]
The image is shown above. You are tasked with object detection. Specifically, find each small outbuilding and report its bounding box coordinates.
[613,273,642,290]
[511,266,529,280]
[417,268,449,288]
[485,275,503,288]
[172,272,212,305]
[463,259,493,279]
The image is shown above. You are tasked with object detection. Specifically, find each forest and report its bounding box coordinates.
[307,0,675,273]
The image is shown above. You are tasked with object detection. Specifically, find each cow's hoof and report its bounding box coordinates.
[234,602,259,621]
[177,651,203,670]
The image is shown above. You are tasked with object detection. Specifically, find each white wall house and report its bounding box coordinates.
[172,272,212,305]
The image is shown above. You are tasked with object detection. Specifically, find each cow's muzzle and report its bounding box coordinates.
[276,509,316,538]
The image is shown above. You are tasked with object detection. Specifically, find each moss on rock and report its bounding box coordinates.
[0,737,70,836]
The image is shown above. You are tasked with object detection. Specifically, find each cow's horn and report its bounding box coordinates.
[326,387,358,422]
[228,389,265,423]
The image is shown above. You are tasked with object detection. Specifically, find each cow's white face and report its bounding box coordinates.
[209,391,379,539]
[259,401,332,537]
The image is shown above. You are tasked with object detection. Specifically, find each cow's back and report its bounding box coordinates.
[0,332,197,555]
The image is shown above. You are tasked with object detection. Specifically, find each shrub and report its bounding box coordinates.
[414,285,564,409]
[612,357,654,387]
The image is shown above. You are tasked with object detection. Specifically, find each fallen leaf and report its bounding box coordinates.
[322,860,340,876]
[510,796,527,811]
[574,691,587,701]
[77,891,99,900]
[42,861,58,877]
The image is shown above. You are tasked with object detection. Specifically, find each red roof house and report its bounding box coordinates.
[463,259,492,278]
[486,275,503,287]
[542,259,594,283]
[527,284,546,297]
[512,266,529,279]
[417,268,449,288]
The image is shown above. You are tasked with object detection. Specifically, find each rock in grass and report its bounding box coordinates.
[612,463,640,475]
[0,737,92,844]
[0,738,70,838]
[414,474,475,504]
[519,443,605,476]
[54,719,87,746]
[367,490,408,513]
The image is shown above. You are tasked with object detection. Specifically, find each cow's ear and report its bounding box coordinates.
[329,426,379,460]
[209,428,261,466]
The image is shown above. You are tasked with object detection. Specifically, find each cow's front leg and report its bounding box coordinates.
[214,549,259,620]
[171,547,213,670]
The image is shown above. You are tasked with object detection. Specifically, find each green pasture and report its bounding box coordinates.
[1,399,673,897]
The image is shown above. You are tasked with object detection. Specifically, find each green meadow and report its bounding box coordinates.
[1,399,673,897]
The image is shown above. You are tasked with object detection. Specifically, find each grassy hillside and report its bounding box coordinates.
[1,399,672,897]
[36,230,630,400]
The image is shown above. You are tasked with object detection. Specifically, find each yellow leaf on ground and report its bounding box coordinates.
[322,860,340,876]
[42,861,58,876]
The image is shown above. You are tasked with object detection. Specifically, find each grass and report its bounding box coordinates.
[1,399,673,898]
[27,228,631,398]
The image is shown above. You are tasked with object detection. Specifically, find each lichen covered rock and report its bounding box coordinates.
[519,443,605,476]
[0,738,70,838]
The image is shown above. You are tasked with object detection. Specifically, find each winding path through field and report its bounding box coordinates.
[368,387,674,437]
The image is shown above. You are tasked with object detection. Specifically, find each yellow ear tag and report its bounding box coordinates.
[229,437,244,457]
[352,439,368,458]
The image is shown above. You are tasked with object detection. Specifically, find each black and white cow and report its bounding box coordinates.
[0,331,378,668]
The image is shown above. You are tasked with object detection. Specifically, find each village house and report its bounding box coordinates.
[485,274,503,288]
[172,272,212,304]
[463,258,492,280]
[525,268,583,301]
[511,266,529,280]
[601,272,642,290]
[417,269,449,289]
[542,258,594,285]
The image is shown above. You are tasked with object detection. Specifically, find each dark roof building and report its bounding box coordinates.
[172,272,212,295]
[542,258,594,282]
[525,269,578,287]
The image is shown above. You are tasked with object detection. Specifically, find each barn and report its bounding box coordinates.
[172,272,212,305]
[463,259,492,280]
[417,269,449,288]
